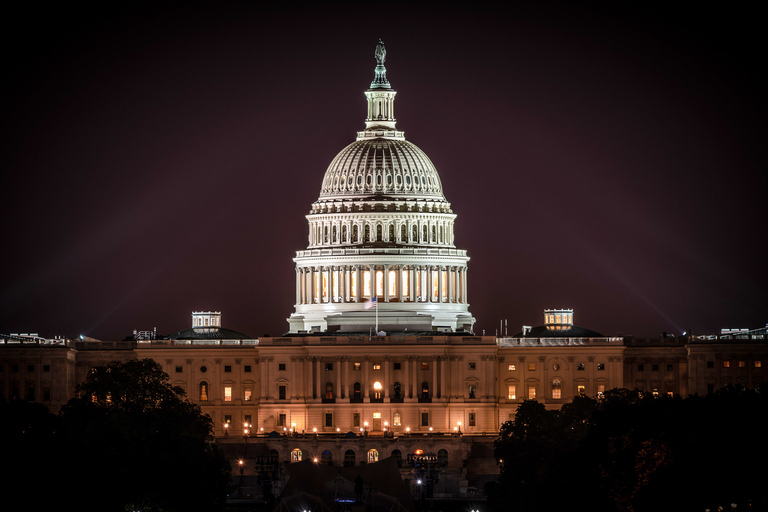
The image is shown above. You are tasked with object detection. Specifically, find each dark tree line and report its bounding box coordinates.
[2,359,231,512]
[485,386,768,512]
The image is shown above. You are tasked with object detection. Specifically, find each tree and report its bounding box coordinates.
[58,359,231,512]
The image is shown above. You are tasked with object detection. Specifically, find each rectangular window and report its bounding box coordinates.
[508,364,516,371]
[244,365,252,373]
[224,386,232,402]
[507,385,516,400]
[225,415,232,426]
[756,361,762,368]
[326,362,333,371]
[468,362,476,370]
[638,364,644,371]
[278,363,286,371]
[707,361,714,369]
[597,363,605,370]
[394,362,401,370]
[278,413,286,427]
[325,413,333,427]
[353,412,360,427]
[469,412,476,427]
[175,366,183,373]
[43,365,50,372]
[597,384,605,396]
[393,412,401,426]
[552,387,561,399]
[527,386,536,399]
[577,363,585,371]
[244,414,252,427]
[421,362,429,370]
[667,364,673,371]
[354,362,361,371]
[577,385,586,395]
[739,360,746,368]
[652,364,659,371]
[528,363,536,371]
[723,361,730,368]
[224,365,232,373]
[278,385,286,400]
[244,388,252,401]
[421,412,429,427]
[373,363,381,370]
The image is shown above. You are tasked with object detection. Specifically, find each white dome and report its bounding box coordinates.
[319,139,445,201]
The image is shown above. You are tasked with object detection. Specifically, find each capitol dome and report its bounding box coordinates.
[318,139,446,201]
[287,40,474,335]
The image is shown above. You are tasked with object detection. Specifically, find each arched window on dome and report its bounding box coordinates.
[353,224,359,242]
[412,225,417,243]
[389,224,394,242]
[423,225,427,243]
[439,225,443,244]
[376,224,382,242]
[400,224,406,242]
[324,226,329,244]
[431,226,436,244]
[365,225,371,242]
[332,225,337,244]
[342,225,348,244]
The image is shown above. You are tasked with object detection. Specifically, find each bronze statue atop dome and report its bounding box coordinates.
[375,38,386,65]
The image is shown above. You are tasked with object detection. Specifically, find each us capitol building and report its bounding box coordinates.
[3,41,767,506]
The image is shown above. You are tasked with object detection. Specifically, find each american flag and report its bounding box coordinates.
[365,296,377,309]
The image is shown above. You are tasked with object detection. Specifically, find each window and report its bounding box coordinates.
[597,385,605,396]
[291,449,303,462]
[551,379,562,399]
[437,449,448,467]
[739,361,746,368]
[43,365,50,372]
[468,412,476,427]
[373,363,381,370]
[707,361,714,369]
[597,363,605,371]
[354,362,361,371]
[224,365,232,373]
[368,449,379,463]
[508,364,516,371]
[421,362,429,370]
[325,382,334,399]
[344,450,356,467]
[421,412,429,427]
[528,386,536,399]
[278,363,286,371]
[468,362,476,370]
[393,381,402,399]
[756,361,762,368]
[507,385,516,400]
[577,363,585,371]
[468,384,476,399]
[199,382,209,401]
[278,413,286,427]
[421,381,429,399]
[638,364,644,371]
[325,413,333,427]
[225,415,232,426]
[244,387,252,401]
[528,363,536,371]
[326,362,333,371]
[394,362,401,370]
[244,414,251,427]
[577,385,586,395]
[321,450,332,465]
[667,364,674,371]
[373,381,382,400]
[353,382,362,401]
[224,386,232,402]
[278,385,286,400]
[353,412,360,427]
[393,412,401,426]
[652,364,659,371]
[723,361,730,368]
[175,366,182,373]
[244,365,252,373]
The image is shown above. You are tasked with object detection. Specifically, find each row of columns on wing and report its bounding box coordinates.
[257,355,497,401]
[295,264,468,305]
[308,217,455,247]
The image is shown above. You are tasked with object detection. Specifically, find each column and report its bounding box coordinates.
[315,357,322,400]
[364,356,370,401]
[440,356,447,399]
[384,265,390,302]
[398,265,404,302]
[432,356,439,398]
[403,357,411,400]
[384,355,390,400]
[336,356,342,400]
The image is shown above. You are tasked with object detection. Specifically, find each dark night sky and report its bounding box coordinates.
[2,1,766,340]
